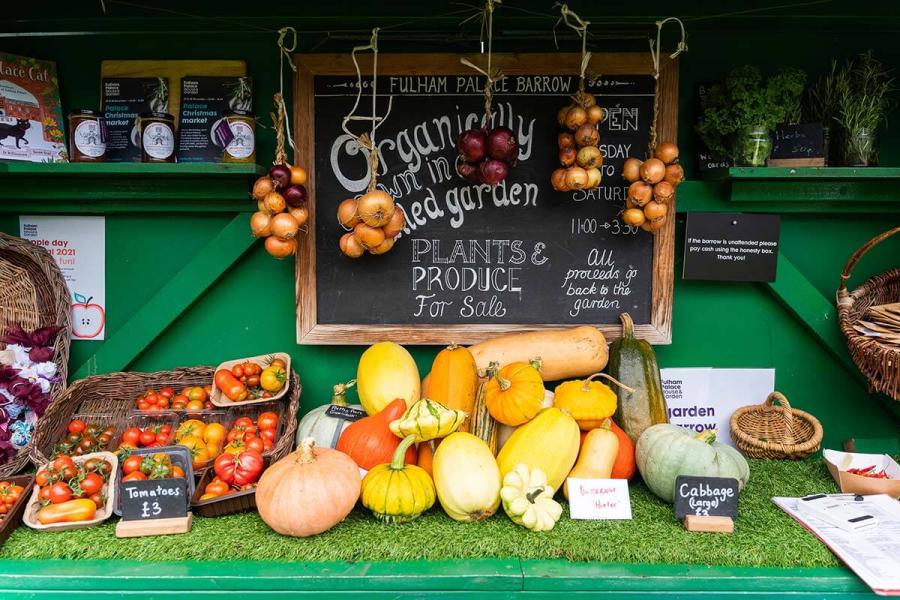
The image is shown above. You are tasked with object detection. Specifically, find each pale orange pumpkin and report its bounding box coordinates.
[423,344,479,431]
[484,359,545,426]
[256,438,361,537]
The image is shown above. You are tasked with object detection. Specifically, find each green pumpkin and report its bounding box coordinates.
[635,424,750,503]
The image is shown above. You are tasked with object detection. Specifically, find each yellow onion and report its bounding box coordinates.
[559,147,576,167]
[655,142,679,165]
[289,206,309,227]
[357,190,395,227]
[551,168,568,191]
[339,233,365,258]
[369,237,395,255]
[587,105,605,125]
[643,201,667,221]
[252,176,275,200]
[264,191,286,213]
[585,167,602,188]
[576,146,603,169]
[265,236,296,259]
[558,132,575,149]
[574,124,599,147]
[664,163,685,186]
[382,209,406,239]
[270,212,300,240]
[250,211,272,238]
[628,181,653,206]
[337,198,360,229]
[622,208,646,226]
[653,181,675,203]
[622,158,643,183]
[354,223,385,249]
[564,107,588,131]
[640,158,666,185]
[565,167,589,190]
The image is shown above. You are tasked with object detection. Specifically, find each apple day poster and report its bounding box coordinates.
[19,216,106,340]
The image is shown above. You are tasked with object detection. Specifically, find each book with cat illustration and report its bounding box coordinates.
[0,53,67,163]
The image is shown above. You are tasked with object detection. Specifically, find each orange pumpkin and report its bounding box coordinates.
[423,344,479,431]
[484,360,545,426]
[337,398,417,470]
[256,438,361,537]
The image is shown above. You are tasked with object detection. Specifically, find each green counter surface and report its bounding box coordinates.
[0,459,881,597]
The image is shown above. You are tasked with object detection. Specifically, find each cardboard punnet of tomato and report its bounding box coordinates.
[23,451,120,532]
[211,352,291,407]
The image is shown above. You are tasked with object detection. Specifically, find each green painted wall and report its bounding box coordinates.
[2,2,899,449]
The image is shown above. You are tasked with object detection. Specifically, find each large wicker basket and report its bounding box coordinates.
[30,366,300,466]
[836,225,900,401]
[0,232,73,477]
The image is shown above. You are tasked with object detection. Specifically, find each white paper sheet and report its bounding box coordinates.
[773,494,900,596]
[661,368,775,446]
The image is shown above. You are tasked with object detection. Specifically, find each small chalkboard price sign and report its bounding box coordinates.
[675,475,740,533]
[293,52,679,345]
[769,123,825,167]
[116,478,192,538]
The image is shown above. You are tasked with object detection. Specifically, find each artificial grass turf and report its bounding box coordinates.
[0,458,842,567]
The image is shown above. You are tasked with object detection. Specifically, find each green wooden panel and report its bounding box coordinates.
[678,182,900,213]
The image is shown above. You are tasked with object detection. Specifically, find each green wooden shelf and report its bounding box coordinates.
[0,162,264,210]
[699,166,900,207]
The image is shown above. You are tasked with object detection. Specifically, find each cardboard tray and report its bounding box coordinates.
[0,475,35,547]
[23,452,119,532]
[115,445,195,516]
[210,352,291,407]
[823,449,900,498]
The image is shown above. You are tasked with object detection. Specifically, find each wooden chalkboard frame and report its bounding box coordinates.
[294,53,677,345]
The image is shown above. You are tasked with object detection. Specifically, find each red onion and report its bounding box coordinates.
[456,160,483,184]
[283,184,307,207]
[268,164,292,190]
[487,126,519,165]
[457,129,488,163]
[480,159,509,186]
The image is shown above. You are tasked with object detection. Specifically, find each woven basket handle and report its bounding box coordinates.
[838,225,900,293]
[764,391,794,432]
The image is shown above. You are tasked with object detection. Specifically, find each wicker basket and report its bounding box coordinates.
[836,225,900,401]
[730,392,823,459]
[0,232,73,478]
[30,366,300,466]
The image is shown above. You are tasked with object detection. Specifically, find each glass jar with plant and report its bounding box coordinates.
[834,51,894,167]
[697,65,806,167]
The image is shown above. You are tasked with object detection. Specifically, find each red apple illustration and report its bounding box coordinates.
[72,293,105,339]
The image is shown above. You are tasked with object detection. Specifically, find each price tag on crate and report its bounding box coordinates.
[116,478,192,538]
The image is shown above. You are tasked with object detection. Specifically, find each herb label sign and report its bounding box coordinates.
[683,212,780,282]
[567,478,632,520]
[120,478,189,521]
[295,53,678,345]
[771,123,825,160]
[324,405,367,421]
[674,476,740,520]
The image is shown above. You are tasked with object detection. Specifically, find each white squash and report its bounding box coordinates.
[432,432,501,522]
[295,381,363,449]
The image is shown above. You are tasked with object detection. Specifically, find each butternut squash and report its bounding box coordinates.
[423,344,479,431]
[496,407,580,493]
[609,313,668,442]
[564,420,619,499]
[468,326,608,382]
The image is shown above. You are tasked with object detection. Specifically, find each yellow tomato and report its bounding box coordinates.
[223,441,245,456]
[204,422,226,446]
[260,367,286,392]
[206,441,222,460]
[176,419,206,441]
[199,492,219,501]
[187,386,208,403]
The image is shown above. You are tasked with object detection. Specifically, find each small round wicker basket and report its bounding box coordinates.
[730,392,823,460]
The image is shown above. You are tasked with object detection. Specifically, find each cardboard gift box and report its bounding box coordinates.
[823,449,900,498]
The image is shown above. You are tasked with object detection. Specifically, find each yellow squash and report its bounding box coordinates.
[553,373,619,430]
[389,398,467,442]
[484,359,545,426]
[423,344,479,431]
[563,419,620,499]
[357,341,421,415]
[361,435,436,523]
[496,407,580,493]
[432,432,501,522]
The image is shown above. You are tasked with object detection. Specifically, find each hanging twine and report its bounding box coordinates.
[647,17,687,153]
[271,26,297,166]
[342,28,391,193]
[460,0,504,126]
[555,4,591,94]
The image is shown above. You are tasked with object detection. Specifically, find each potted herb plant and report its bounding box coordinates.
[834,51,894,167]
[805,60,840,165]
[697,65,806,167]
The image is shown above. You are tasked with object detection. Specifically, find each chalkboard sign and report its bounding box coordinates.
[683,212,780,282]
[771,123,825,159]
[674,476,740,520]
[294,54,677,344]
[120,478,189,521]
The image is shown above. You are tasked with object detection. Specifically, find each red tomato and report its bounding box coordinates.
[155,432,170,445]
[89,492,104,509]
[67,419,87,435]
[172,394,189,407]
[52,455,75,473]
[121,427,141,446]
[259,428,276,443]
[35,469,52,487]
[139,430,157,446]
[122,472,147,482]
[257,412,279,432]
[159,387,175,398]
[39,487,52,502]
[246,375,260,388]
[48,482,73,504]
[245,437,265,453]
[231,365,245,378]
[205,479,230,496]
[172,465,185,478]
[262,438,273,451]
[80,472,104,496]
[123,455,143,475]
